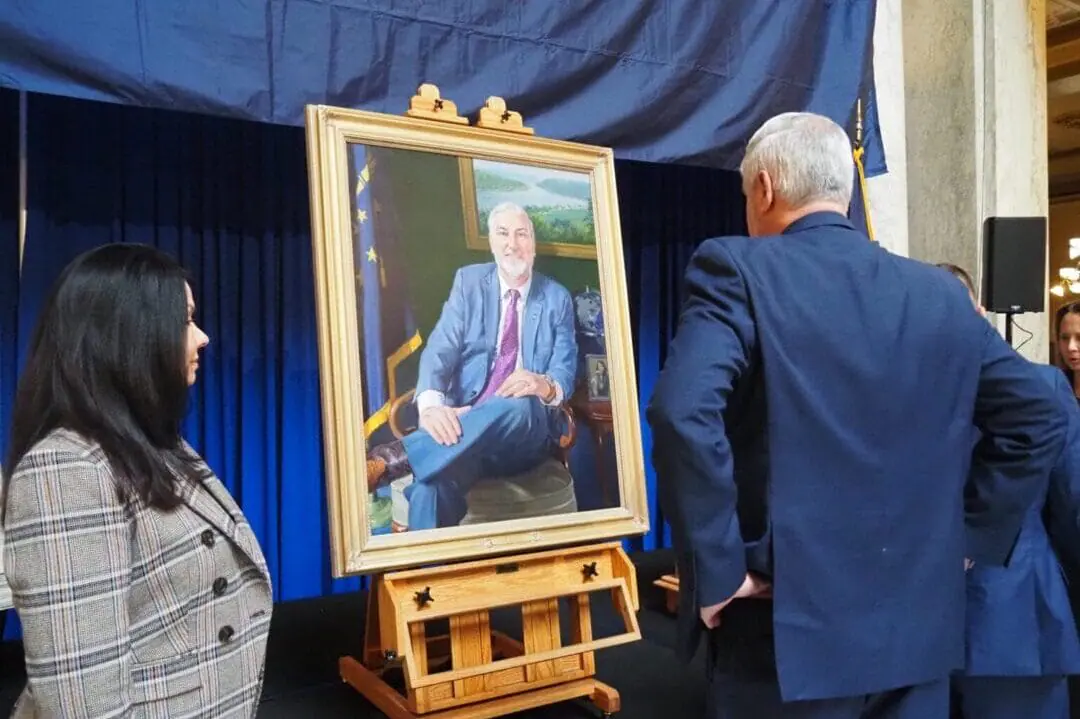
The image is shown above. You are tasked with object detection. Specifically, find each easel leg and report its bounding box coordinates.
[340,656,417,719]
[590,679,621,717]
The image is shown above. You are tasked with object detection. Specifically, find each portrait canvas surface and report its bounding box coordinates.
[305,104,647,576]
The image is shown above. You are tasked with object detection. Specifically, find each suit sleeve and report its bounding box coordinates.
[968,324,1067,565]
[3,448,134,718]
[415,268,467,402]
[646,240,756,608]
[1041,370,1080,568]
[545,286,578,401]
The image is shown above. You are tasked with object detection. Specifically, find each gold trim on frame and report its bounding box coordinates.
[304,103,648,577]
[457,159,599,260]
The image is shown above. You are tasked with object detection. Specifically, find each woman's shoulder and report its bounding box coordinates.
[4,430,125,527]
[18,428,108,468]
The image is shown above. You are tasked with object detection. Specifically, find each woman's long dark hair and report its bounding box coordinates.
[2,243,208,515]
[1056,301,1080,389]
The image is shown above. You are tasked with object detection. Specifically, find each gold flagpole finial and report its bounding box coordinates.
[855,99,863,149]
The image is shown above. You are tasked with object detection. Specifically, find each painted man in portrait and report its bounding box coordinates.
[365,201,579,530]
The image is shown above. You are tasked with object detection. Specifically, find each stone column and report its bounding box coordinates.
[865,0,910,258]
[899,0,1049,361]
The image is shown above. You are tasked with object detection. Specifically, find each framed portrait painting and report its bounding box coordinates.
[304,103,648,576]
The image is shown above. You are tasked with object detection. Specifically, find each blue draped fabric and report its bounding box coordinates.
[0,92,748,639]
[0,0,884,175]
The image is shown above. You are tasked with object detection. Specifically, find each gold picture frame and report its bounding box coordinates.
[304,102,648,577]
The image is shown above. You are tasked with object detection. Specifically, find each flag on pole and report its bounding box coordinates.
[349,144,422,439]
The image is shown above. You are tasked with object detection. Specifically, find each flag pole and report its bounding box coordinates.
[852,98,876,242]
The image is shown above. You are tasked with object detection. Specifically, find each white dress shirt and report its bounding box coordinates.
[416,274,564,412]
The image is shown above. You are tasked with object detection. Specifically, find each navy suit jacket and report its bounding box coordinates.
[647,212,1067,702]
[962,364,1080,677]
[415,263,578,408]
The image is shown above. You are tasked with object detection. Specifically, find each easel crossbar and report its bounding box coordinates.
[405,630,639,689]
[399,578,624,622]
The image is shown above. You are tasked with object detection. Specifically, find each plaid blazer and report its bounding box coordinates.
[3,429,273,719]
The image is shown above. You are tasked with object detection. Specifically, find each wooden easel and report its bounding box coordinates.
[341,542,640,718]
[339,85,641,718]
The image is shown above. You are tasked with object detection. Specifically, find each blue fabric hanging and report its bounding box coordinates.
[0,0,884,175]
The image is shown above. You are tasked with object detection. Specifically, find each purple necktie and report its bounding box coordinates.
[476,289,520,403]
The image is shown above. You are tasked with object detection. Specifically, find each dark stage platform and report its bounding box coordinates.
[0,549,706,718]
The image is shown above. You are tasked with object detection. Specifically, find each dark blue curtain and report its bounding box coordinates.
[619,160,747,552]
[0,88,19,641]
[0,90,18,460]
[0,93,747,639]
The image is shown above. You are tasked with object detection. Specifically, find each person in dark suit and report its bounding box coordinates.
[365,202,578,530]
[646,112,1067,719]
[2,244,272,718]
[939,264,1080,719]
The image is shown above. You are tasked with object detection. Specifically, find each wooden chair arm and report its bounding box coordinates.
[389,389,417,440]
[557,403,577,451]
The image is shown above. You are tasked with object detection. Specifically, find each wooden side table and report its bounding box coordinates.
[569,388,617,507]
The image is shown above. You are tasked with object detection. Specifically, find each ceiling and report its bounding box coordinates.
[1048,1,1080,196]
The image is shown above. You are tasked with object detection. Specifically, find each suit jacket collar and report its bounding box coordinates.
[781,210,854,235]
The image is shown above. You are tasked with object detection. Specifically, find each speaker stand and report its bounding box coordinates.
[1004,311,1016,347]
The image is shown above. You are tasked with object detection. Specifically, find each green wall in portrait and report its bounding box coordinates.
[378,147,602,343]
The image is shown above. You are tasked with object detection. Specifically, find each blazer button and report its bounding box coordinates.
[212,577,228,596]
[201,529,215,547]
[218,625,235,643]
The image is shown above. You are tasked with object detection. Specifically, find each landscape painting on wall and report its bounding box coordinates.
[460,158,597,260]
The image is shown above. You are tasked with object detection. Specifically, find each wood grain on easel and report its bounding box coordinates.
[344,541,637,717]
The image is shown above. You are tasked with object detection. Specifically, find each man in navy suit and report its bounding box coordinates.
[646,112,1067,718]
[366,202,578,530]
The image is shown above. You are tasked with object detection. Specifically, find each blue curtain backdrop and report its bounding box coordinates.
[0,0,884,175]
[0,91,17,468]
[0,92,748,639]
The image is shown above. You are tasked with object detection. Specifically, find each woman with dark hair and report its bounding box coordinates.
[938,262,1080,719]
[2,244,272,718]
[1056,301,1080,401]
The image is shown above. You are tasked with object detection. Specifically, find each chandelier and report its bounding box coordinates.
[1051,237,1080,297]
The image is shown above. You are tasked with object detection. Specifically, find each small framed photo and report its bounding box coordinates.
[585,353,610,402]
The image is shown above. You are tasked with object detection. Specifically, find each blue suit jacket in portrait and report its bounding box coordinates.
[962,363,1080,678]
[646,212,1066,703]
[415,263,578,416]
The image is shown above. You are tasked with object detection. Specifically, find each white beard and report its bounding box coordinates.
[497,255,529,279]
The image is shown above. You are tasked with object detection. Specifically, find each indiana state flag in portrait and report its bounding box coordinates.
[350,144,422,448]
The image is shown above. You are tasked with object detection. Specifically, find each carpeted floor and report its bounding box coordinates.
[0,549,706,718]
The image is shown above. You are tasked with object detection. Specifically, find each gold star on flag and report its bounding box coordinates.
[356,209,368,223]
[366,247,377,263]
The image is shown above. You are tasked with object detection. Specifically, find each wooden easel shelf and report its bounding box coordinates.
[342,542,640,717]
